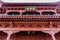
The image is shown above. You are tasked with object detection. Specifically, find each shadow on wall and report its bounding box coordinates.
[0,31,7,40]
[10,31,52,40]
[7,11,55,16]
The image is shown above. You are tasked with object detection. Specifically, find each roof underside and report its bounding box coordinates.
[2,3,59,6]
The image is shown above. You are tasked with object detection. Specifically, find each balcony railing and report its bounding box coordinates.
[0,14,59,21]
[0,15,60,18]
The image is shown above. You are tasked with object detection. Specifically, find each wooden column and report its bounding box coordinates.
[7,34,11,40]
[50,21,52,28]
[50,31,56,40]
[6,30,12,40]
[42,30,59,40]
[3,21,20,40]
[10,21,13,28]
[3,30,20,40]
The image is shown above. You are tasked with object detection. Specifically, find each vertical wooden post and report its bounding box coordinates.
[42,23,44,28]
[6,21,13,40]
[41,30,59,40]
[10,21,13,28]
[3,30,20,40]
[50,31,56,40]
[6,31,12,40]
[50,21,52,28]
[7,34,11,40]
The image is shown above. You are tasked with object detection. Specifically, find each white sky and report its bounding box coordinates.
[1,0,60,3]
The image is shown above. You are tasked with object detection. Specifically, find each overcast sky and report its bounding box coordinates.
[1,0,60,3]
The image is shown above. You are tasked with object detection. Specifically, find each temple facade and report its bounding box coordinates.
[0,1,60,40]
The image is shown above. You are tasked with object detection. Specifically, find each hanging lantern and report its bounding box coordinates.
[26,6,37,10]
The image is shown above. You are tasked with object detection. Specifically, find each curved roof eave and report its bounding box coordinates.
[1,0,60,3]
[0,0,60,6]
[2,2,60,6]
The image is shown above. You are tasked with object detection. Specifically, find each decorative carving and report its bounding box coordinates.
[0,21,59,28]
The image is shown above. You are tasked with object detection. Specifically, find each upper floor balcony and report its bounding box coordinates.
[0,11,59,21]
